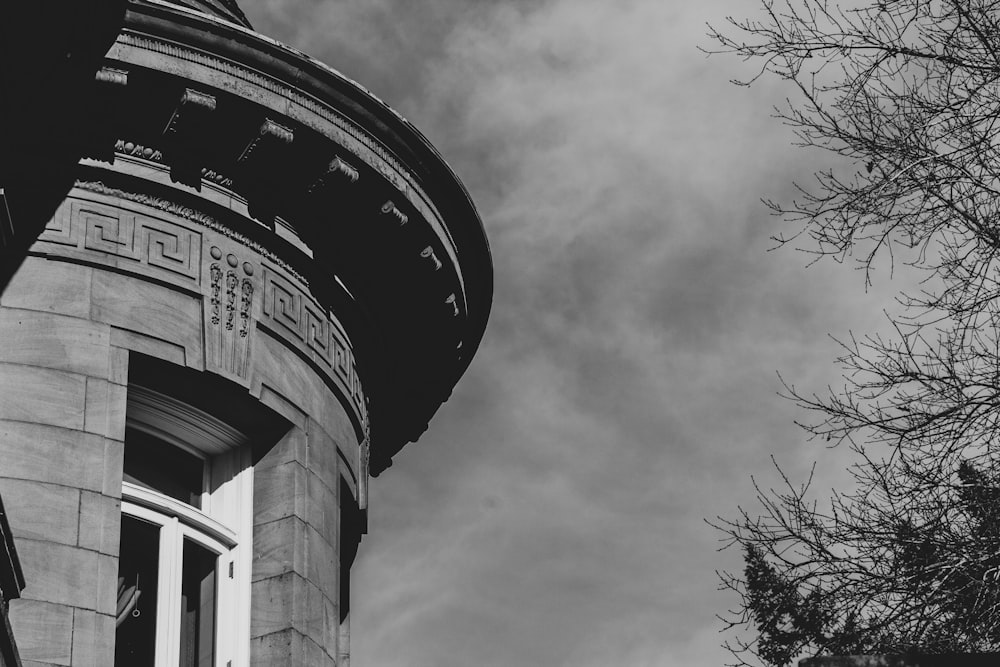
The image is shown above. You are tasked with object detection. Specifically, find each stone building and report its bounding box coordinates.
[0,0,492,665]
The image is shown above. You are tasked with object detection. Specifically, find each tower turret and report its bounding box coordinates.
[0,1,492,664]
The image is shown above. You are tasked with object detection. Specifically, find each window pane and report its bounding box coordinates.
[115,516,160,666]
[124,429,204,507]
[180,539,216,667]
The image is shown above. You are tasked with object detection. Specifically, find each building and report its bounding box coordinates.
[0,495,25,667]
[0,0,493,665]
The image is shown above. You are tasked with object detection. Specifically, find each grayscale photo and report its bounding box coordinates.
[2,1,996,666]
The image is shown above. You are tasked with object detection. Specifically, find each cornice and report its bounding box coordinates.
[110,25,465,295]
[142,0,252,30]
[69,0,492,473]
[118,1,492,322]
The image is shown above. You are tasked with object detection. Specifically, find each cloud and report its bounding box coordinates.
[238,0,903,665]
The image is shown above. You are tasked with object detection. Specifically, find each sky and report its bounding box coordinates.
[237,1,899,666]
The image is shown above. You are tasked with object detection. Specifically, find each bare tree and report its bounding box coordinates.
[709,1,1000,665]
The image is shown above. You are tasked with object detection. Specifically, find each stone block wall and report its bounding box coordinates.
[0,183,363,665]
[0,261,124,667]
[251,422,344,666]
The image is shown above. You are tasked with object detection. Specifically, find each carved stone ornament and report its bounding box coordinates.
[164,89,218,189]
[420,246,442,271]
[75,181,307,284]
[380,200,408,226]
[238,118,294,165]
[113,31,454,253]
[308,156,360,195]
[205,244,256,384]
[95,66,128,87]
[38,192,202,289]
[201,168,234,188]
[258,267,368,428]
[114,140,164,162]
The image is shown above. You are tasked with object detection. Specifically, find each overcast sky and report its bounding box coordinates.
[239,2,895,665]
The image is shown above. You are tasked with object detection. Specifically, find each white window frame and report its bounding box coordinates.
[122,385,254,667]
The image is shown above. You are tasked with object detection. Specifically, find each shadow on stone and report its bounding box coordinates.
[0,0,127,293]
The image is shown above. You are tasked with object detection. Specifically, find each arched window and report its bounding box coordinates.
[115,385,253,667]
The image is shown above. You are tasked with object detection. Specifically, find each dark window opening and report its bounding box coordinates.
[114,515,160,666]
[180,539,217,667]
[124,428,205,507]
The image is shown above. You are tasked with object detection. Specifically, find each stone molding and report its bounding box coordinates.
[147,0,253,30]
[75,179,309,284]
[39,190,202,291]
[127,384,247,455]
[107,30,464,286]
[255,266,369,429]
[30,187,370,436]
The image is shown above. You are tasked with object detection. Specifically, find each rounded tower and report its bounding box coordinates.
[0,1,492,664]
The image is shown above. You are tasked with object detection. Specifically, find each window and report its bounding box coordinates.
[115,386,253,667]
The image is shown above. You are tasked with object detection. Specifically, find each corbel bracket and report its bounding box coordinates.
[238,119,295,223]
[163,88,218,189]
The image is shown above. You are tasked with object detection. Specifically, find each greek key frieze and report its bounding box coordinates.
[260,268,367,424]
[262,273,302,334]
[37,198,202,286]
[303,303,332,364]
[146,226,199,278]
[76,180,307,285]
[41,203,79,247]
[84,207,138,259]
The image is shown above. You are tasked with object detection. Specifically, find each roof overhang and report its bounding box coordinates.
[79,0,494,474]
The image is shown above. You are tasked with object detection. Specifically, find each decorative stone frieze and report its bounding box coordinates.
[38,193,203,290]
[31,177,373,435]
[258,266,368,428]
